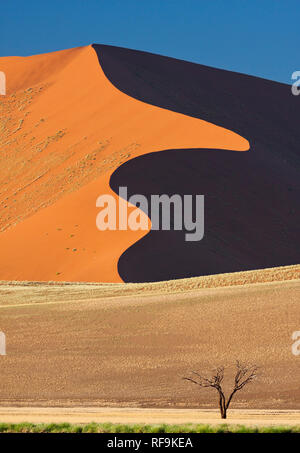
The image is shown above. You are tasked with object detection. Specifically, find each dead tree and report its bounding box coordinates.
[183,361,258,419]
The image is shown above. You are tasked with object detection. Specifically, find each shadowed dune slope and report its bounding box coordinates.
[111,148,300,282]
[0,45,248,282]
[92,45,300,282]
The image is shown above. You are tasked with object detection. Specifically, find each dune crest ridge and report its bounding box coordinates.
[0,45,248,282]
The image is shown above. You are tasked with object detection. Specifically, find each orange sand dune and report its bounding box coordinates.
[0,45,249,282]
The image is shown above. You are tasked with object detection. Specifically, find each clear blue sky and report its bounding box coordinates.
[0,0,299,84]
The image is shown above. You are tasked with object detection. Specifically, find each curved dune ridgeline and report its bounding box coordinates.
[93,44,300,282]
[0,45,248,282]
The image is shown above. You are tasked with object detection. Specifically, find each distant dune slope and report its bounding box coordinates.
[0,264,299,304]
[0,45,249,282]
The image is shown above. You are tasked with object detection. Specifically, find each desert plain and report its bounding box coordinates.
[0,265,299,426]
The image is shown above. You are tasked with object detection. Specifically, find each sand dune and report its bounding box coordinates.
[0,44,299,283]
[0,45,248,283]
[97,44,300,282]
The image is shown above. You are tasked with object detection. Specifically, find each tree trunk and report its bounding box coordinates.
[219,402,227,418]
[219,392,227,419]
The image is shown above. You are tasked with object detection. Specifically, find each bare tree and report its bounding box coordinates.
[183,361,258,419]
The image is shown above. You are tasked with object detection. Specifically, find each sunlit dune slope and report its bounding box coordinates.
[0,45,248,282]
